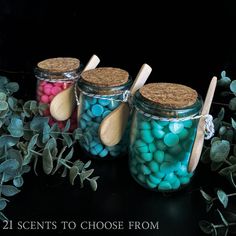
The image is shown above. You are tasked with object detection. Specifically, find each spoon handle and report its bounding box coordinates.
[83,55,100,72]
[188,76,217,172]
[130,64,152,95]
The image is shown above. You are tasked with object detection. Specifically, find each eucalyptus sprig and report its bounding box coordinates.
[0,76,99,221]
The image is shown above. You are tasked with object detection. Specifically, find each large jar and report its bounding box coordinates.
[77,67,132,159]
[129,83,203,192]
[34,57,80,130]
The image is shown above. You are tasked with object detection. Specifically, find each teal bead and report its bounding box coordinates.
[153,150,165,163]
[153,171,165,179]
[176,164,188,176]
[148,143,157,153]
[102,110,111,118]
[94,144,103,154]
[108,101,119,110]
[168,144,182,155]
[130,158,138,167]
[137,145,149,153]
[90,140,98,148]
[84,100,90,110]
[87,97,97,105]
[91,104,104,117]
[99,148,108,157]
[130,166,138,175]
[164,153,174,162]
[164,172,178,184]
[180,152,190,164]
[182,139,194,152]
[173,161,181,171]
[158,121,169,127]
[172,178,181,189]
[137,174,146,183]
[92,122,100,130]
[156,140,167,151]
[135,139,147,148]
[82,113,91,122]
[90,147,98,155]
[169,122,184,134]
[152,129,165,139]
[140,164,151,175]
[140,130,154,144]
[183,120,193,128]
[139,121,151,130]
[158,181,172,191]
[95,116,103,122]
[160,162,175,174]
[146,179,157,188]
[164,133,179,147]
[148,161,159,172]
[179,176,190,185]
[151,120,163,130]
[140,152,153,162]
[178,128,189,140]
[135,155,145,163]
[87,109,95,118]
[149,175,161,185]
[98,98,110,106]
[84,145,89,151]
[79,119,86,129]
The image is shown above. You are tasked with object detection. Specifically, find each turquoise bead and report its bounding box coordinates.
[139,121,151,130]
[153,171,165,179]
[146,179,157,188]
[92,122,100,130]
[98,98,110,106]
[176,164,188,176]
[140,152,153,162]
[169,122,184,134]
[158,181,172,191]
[178,128,189,140]
[82,113,91,122]
[148,143,157,153]
[180,152,190,164]
[152,129,165,139]
[130,166,138,175]
[87,97,97,105]
[99,148,108,157]
[172,178,181,189]
[140,130,154,144]
[91,104,104,117]
[160,162,175,174]
[137,145,149,153]
[183,120,193,128]
[102,110,111,118]
[168,144,182,155]
[137,174,146,183]
[164,133,179,147]
[182,139,194,152]
[90,140,98,148]
[179,176,190,184]
[87,109,95,118]
[135,155,145,163]
[135,139,147,148]
[148,161,159,172]
[140,164,151,175]
[84,100,90,110]
[95,116,103,122]
[151,120,163,130]
[90,148,98,155]
[79,119,86,129]
[149,175,161,185]
[94,144,103,154]
[156,140,167,151]
[158,121,169,127]
[153,150,165,163]
[164,153,174,162]
[130,158,138,166]
[164,172,178,184]
[108,101,119,110]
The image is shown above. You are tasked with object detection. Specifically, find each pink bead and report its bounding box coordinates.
[55,82,63,87]
[44,87,52,95]
[37,90,43,96]
[40,81,47,86]
[49,95,54,102]
[44,83,53,89]
[38,85,44,92]
[51,86,62,95]
[41,95,49,103]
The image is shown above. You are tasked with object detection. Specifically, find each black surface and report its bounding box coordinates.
[0,1,236,235]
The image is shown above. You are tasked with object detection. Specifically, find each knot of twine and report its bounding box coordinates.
[204,114,215,140]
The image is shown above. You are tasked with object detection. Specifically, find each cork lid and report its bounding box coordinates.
[37,57,80,73]
[81,67,129,87]
[140,83,198,108]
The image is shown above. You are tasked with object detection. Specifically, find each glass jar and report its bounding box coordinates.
[129,83,203,192]
[77,67,132,159]
[34,57,80,130]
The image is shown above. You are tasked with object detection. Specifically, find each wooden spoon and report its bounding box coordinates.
[50,55,100,121]
[99,64,152,147]
[188,76,217,173]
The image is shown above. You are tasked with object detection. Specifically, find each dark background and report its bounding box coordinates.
[0,1,236,235]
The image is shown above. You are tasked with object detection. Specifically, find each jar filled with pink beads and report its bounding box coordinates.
[34,57,81,130]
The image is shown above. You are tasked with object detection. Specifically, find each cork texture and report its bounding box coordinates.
[140,83,198,108]
[81,67,129,87]
[37,57,80,73]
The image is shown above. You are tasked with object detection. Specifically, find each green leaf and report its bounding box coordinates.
[7,116,24,137]
[199,220,214,234]
[49,123,60,139]
[63,120,71,132]
[30,116,49,132]
[219,164,236,177]
[211,161,224,171]
[42,123,50,143]
[13,176,24,188]
[65,147,74,161]
[1,185,20,197]
[218,77,231,87]
[0,159,20,173]
[230,80,236,93]
[89,179,98,191]
[28,134,39,151]
[228,172,236,189]
[0,211,8,221]
[22,165,31,174]
[229,97,236,111]
[211,137,221,145]
[224,211,236,223]
[218,107,225,121]
[221,71,226,77]
[6,82,19,93]
[213,118,221,131]
[210,140,230,162]
[0,101,8,111]
[80,169,94,182]
[8,96,17,110]
[84,160,91,169]
[200,189,212,202]
[217,209,228,226]
[73,160,85,172]
[62,134,73,147]
[69,166,78,185]
[0,199,7,210]
[0,92,6,101]
[38,103,48,115]
[232,118,236,130]
[23,122,34,140]
[42,149,53,175]
[0,76,8,86]
[217,189,228,208]
[229,155,236,165]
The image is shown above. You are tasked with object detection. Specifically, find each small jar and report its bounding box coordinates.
[77,67,132,159]
[129,83,203,192]
[34,57,80,130]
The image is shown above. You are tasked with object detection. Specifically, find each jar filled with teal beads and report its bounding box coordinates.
[129,83,203,192]
[77,67,132,159]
